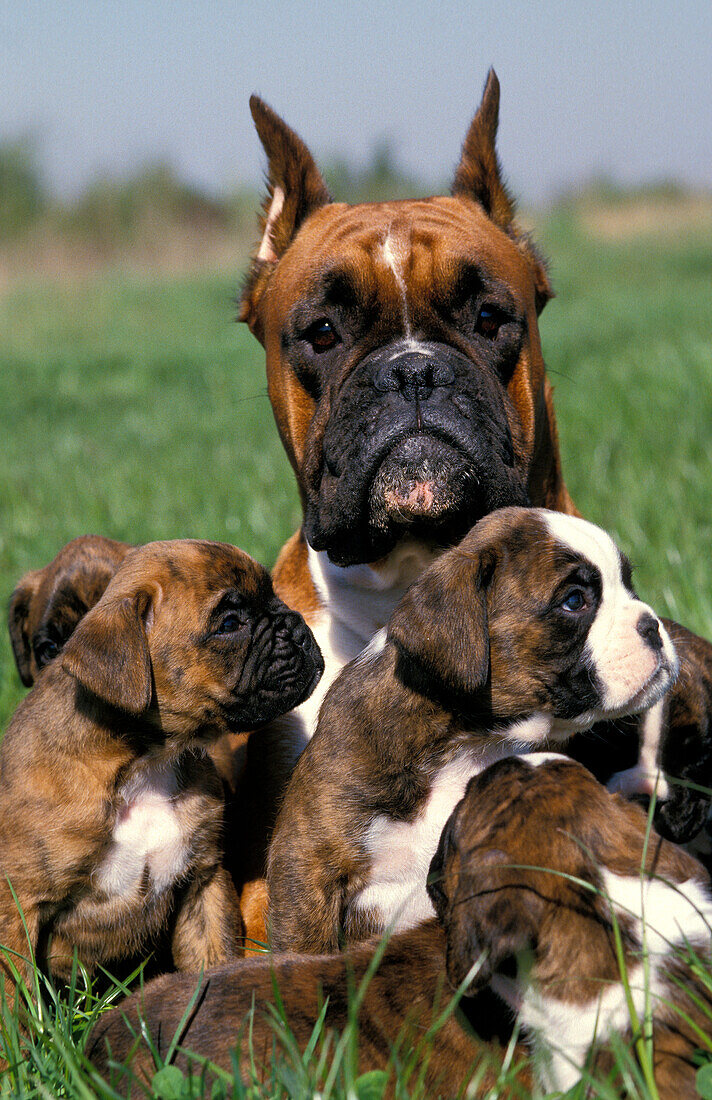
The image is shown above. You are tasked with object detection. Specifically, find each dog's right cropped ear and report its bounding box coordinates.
[388,547,495,703]
[61,591,155,714]
[240,97,331,335]
[8,570,42,686]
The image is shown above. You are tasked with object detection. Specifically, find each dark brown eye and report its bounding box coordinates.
[475,305,507,339]
[305,319,339,352]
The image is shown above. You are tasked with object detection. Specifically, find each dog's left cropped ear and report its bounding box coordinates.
[388,546,495,702]
[240,96,332,335]
[61,588,159,714]
[8,569,42,686]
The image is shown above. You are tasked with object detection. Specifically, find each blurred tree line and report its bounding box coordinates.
[0,134,424,244]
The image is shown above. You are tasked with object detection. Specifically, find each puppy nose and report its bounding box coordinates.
[637,611,663,651]
[373,353,455,401]
[281,613,311,651]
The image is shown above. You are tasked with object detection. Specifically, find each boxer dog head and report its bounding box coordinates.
[241,72,571,567]
[9,535,132,686]
[61,540,323,742]
[388,508,678,737]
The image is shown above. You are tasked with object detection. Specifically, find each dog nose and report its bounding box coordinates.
[373,352,455,401]
[637,611,663,651]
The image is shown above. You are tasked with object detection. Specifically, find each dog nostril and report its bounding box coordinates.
[637,612,663,651]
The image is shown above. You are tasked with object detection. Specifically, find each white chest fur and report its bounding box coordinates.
[95,761,189,899]
[289,542,440,743]
[352,744,525,933]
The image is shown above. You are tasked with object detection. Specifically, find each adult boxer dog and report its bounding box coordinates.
[0,540,322,995]
[233,70,712,937]
[233,71,575,928]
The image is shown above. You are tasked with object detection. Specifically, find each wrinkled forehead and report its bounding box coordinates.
[117,541,269,602]
[273,197,533,302]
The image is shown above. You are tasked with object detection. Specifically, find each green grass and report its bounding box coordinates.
[0,218,711,1095]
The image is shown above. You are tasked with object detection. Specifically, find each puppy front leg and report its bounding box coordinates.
[171,866,244,970]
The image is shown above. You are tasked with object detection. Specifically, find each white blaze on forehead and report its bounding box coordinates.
[380,229,412,337]
[257,184,285,262]
[541,510,677,715]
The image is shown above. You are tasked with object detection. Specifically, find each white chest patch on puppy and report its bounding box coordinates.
[352,743,522,932]
[95,760,188,899]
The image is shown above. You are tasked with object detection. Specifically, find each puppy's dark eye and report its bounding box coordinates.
[34,639,60,666]
[215,611,247,635]
[304,319,340,353]
[475,305,506,339]
[560,588,587,613]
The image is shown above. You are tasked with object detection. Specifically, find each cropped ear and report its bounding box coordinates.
[451,69,515,230]
[388,546,495,702]
[240,96,331,335]
[8,569,42,686]
[445,853,540,990]
[61,590,156,714]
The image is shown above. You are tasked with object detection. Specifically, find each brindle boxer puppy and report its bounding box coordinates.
[0,540,322,992]
[267,508,677,953]
[430,754,712,1097]
[8,535,131,686]
[89,924,529,1097]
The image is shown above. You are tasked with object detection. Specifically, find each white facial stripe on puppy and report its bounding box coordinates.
[256,185,285,262]
[542,511,677,714]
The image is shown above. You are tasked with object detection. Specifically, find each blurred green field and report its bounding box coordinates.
[1,217,711,728]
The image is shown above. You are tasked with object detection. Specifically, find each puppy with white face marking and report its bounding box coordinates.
[429,754,712,1097]
[0,540,323,991]
[267,506,677,953]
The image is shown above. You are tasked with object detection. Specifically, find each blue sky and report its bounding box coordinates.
[3,0,711,203]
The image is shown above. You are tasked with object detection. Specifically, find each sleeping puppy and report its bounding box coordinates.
[88,922,531,1098]
[0,540,322,992]
[8,534,131,685]
[267,506,678,953]
[430,753,712,1097]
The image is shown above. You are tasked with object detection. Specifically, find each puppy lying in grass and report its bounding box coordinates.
[8,534,131,685]
[267,506,678,953]
[0,540,323,993]
[88,875,532,1097]
[430,753,712,1097]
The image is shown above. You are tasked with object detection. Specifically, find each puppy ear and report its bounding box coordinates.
[451,69,515,230]
[240,96,331,335]
[61,591,155,714]
[445,853,539,990]
[8,570,42,686]
[388,547,495,702]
